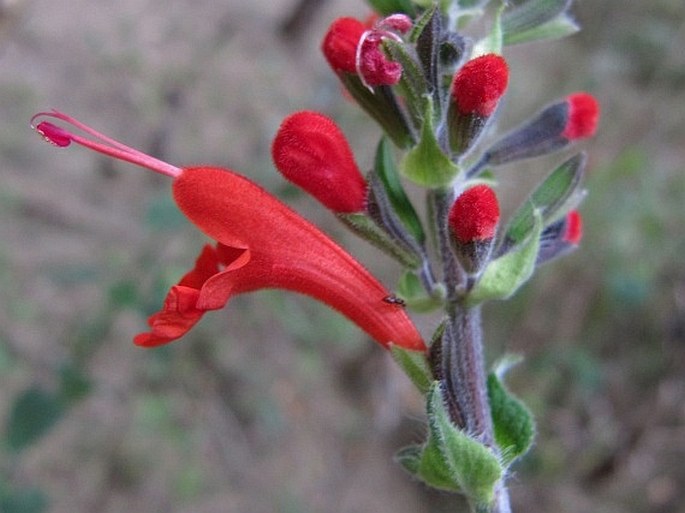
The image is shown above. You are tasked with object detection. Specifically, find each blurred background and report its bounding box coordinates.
[0,0,683,512]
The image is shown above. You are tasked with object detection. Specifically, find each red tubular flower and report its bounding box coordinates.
[452,54,509,117]
[31,111,426,352]
[449,185,500,243]
[561,93,600,140]
[271,111,367,213]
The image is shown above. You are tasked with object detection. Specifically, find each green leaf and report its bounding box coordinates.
[467,210,542,305]
[427,382,502,504]
[503,12,579,45]
[502,0,571,35]
[5,387,65,452]
[401,99,461,187]
[417,437,462,492]
[373,138,426,244]
[390,345,432,394]
[396,439,463,492]
[487,367,535,467]
[366,0,415,16]
[396,270,445,313]
[504,153,585,248]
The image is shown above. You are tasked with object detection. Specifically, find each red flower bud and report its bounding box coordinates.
[322,17,366,74]
[561,93,600,140]
[449,185,500,243]
[563,210,583,244]
[271,111,367,213]
[452,54,509,116]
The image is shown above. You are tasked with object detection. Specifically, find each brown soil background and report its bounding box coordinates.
[1,0,684,512]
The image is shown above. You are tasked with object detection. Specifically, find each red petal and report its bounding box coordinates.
[172,166,425,351]
[135,285,205,347]
[135,244,251,347]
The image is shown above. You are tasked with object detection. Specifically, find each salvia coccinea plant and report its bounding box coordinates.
[32,0,599,511]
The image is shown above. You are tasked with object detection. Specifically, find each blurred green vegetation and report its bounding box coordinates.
[1,0,684,512]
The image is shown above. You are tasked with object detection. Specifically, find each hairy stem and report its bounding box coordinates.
[429,188,510,513]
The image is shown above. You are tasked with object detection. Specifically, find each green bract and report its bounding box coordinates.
[426,383,503,504]
[401,99,461,187]
[487,358,536,467]
[467,210,543,305]
[390,344,433,394]
[503,153,586,249]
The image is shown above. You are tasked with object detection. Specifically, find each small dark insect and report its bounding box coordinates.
[383,294,406,307]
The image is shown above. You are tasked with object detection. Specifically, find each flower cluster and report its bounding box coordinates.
[32,1,599,511]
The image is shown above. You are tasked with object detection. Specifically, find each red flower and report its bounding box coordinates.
[451,54,509,116]
[32,111,426,352]
[271,111,367,213]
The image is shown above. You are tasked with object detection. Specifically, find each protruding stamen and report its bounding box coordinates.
[30,110,182,178]
[34,121,72,147]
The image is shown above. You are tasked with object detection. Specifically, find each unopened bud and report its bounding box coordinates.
[271,111,367,214]
[536,210,583,264]
[448,185,500,273]
[447,54,509,157]
[322,17,367,74]
[470,92,600,175]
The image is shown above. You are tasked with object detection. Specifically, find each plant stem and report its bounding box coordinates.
[444,307,493,443]
[430,187,511,513]
[428,187,465,302]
